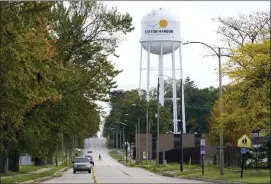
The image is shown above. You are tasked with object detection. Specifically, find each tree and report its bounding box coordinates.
[20,1,134,164]
[0,1,61,172]
[208,40,270,145]
[0,1,134,170]
[213,10,270,56]
[103,89,172,145]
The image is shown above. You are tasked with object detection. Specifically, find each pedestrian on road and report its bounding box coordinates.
[99,154,101,161]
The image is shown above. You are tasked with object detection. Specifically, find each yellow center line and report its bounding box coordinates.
[92,166,99,184]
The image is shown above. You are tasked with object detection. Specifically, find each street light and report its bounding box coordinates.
[182,41,224,175]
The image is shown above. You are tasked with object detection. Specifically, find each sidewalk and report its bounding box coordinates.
[2,167,53,179]
[1,160,66,179]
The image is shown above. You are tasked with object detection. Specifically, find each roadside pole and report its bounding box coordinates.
[56,145,58,166]
[138,118,140,162]
[240,148,246,178]
[122,130,124,161]
[125,132,128,163]
[237,134,252,179]
[135,124,137,162]
[62,133,64,166]
[156,77,160,166]
[200,139,205,175]
[116,131,118,157]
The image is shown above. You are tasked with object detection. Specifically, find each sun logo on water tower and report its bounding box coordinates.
[159,19,168,28]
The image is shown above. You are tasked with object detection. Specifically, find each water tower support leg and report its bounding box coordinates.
[147,42,150,101]
[139,42,143,96]
[159,43,164,107]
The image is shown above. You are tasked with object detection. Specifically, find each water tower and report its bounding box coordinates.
[139,8,186,134]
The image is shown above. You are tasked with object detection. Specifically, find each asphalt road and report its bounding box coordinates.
[44,137,211,183]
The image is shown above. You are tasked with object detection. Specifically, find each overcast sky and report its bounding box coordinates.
[103,1,269,90]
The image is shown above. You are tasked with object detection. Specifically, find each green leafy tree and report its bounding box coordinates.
[104,89,172,145]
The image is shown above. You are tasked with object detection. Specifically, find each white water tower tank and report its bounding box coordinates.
[140,8,181,55]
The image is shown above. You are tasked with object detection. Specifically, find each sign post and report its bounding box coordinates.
[240,148,247,178]
[237,135,252,179]
[200,139,205,175]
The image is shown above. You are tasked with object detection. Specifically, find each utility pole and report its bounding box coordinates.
[62,134,64,166]
[116,131,118,156]
[135,124,137,162]
[138,118,140,162]
[156,77,160,165]
[146,102,149,164]
[182,41,224,175]
[218,47,224,175]
[120,129,122,160]
[149,119,151,164]
[180,80,183,172]
[125,131,128,163]
[122,130,124,160]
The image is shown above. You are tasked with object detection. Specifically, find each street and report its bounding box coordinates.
[44,137,210,183]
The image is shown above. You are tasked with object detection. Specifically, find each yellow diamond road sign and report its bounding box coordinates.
[237,134,252,148]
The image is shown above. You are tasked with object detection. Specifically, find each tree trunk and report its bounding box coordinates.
[0,150,8,174]
[0,141,9,174]
[8,151,19,172]
[34,157,45,166]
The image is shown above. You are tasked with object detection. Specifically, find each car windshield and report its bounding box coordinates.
[74,158,89,163]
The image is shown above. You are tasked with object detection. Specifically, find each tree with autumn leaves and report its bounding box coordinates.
[0,1,134,171]
[208,10,270,145]
[208,40,270,145]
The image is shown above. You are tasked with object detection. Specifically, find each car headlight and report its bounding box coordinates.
[74,164,78,167]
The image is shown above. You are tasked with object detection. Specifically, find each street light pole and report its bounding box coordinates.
[135,124,137,162]
[146,102,149,163]
[180,80,184,172]
[156,77,160,165]
[122,130,124,161]
[218,47,224,175]
[182,41,224,175]
[138,118,141,162]
[116,131,118,156]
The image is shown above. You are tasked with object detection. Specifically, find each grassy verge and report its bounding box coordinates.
[109,150,270,184]
[2,165,53,177]
[2,164,72,183]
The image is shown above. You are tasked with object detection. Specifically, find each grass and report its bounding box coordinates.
[2,164,72,183]
[2,165,52,177]
[109,150,270,184]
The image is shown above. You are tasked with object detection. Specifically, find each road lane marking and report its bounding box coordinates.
[92,167,99,183]
[117,168,131,177]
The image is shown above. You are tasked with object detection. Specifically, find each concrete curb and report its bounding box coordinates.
[116,160,245,184]
[20,167,69,184]
[181,176,245,184]
[157,170,245,184]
